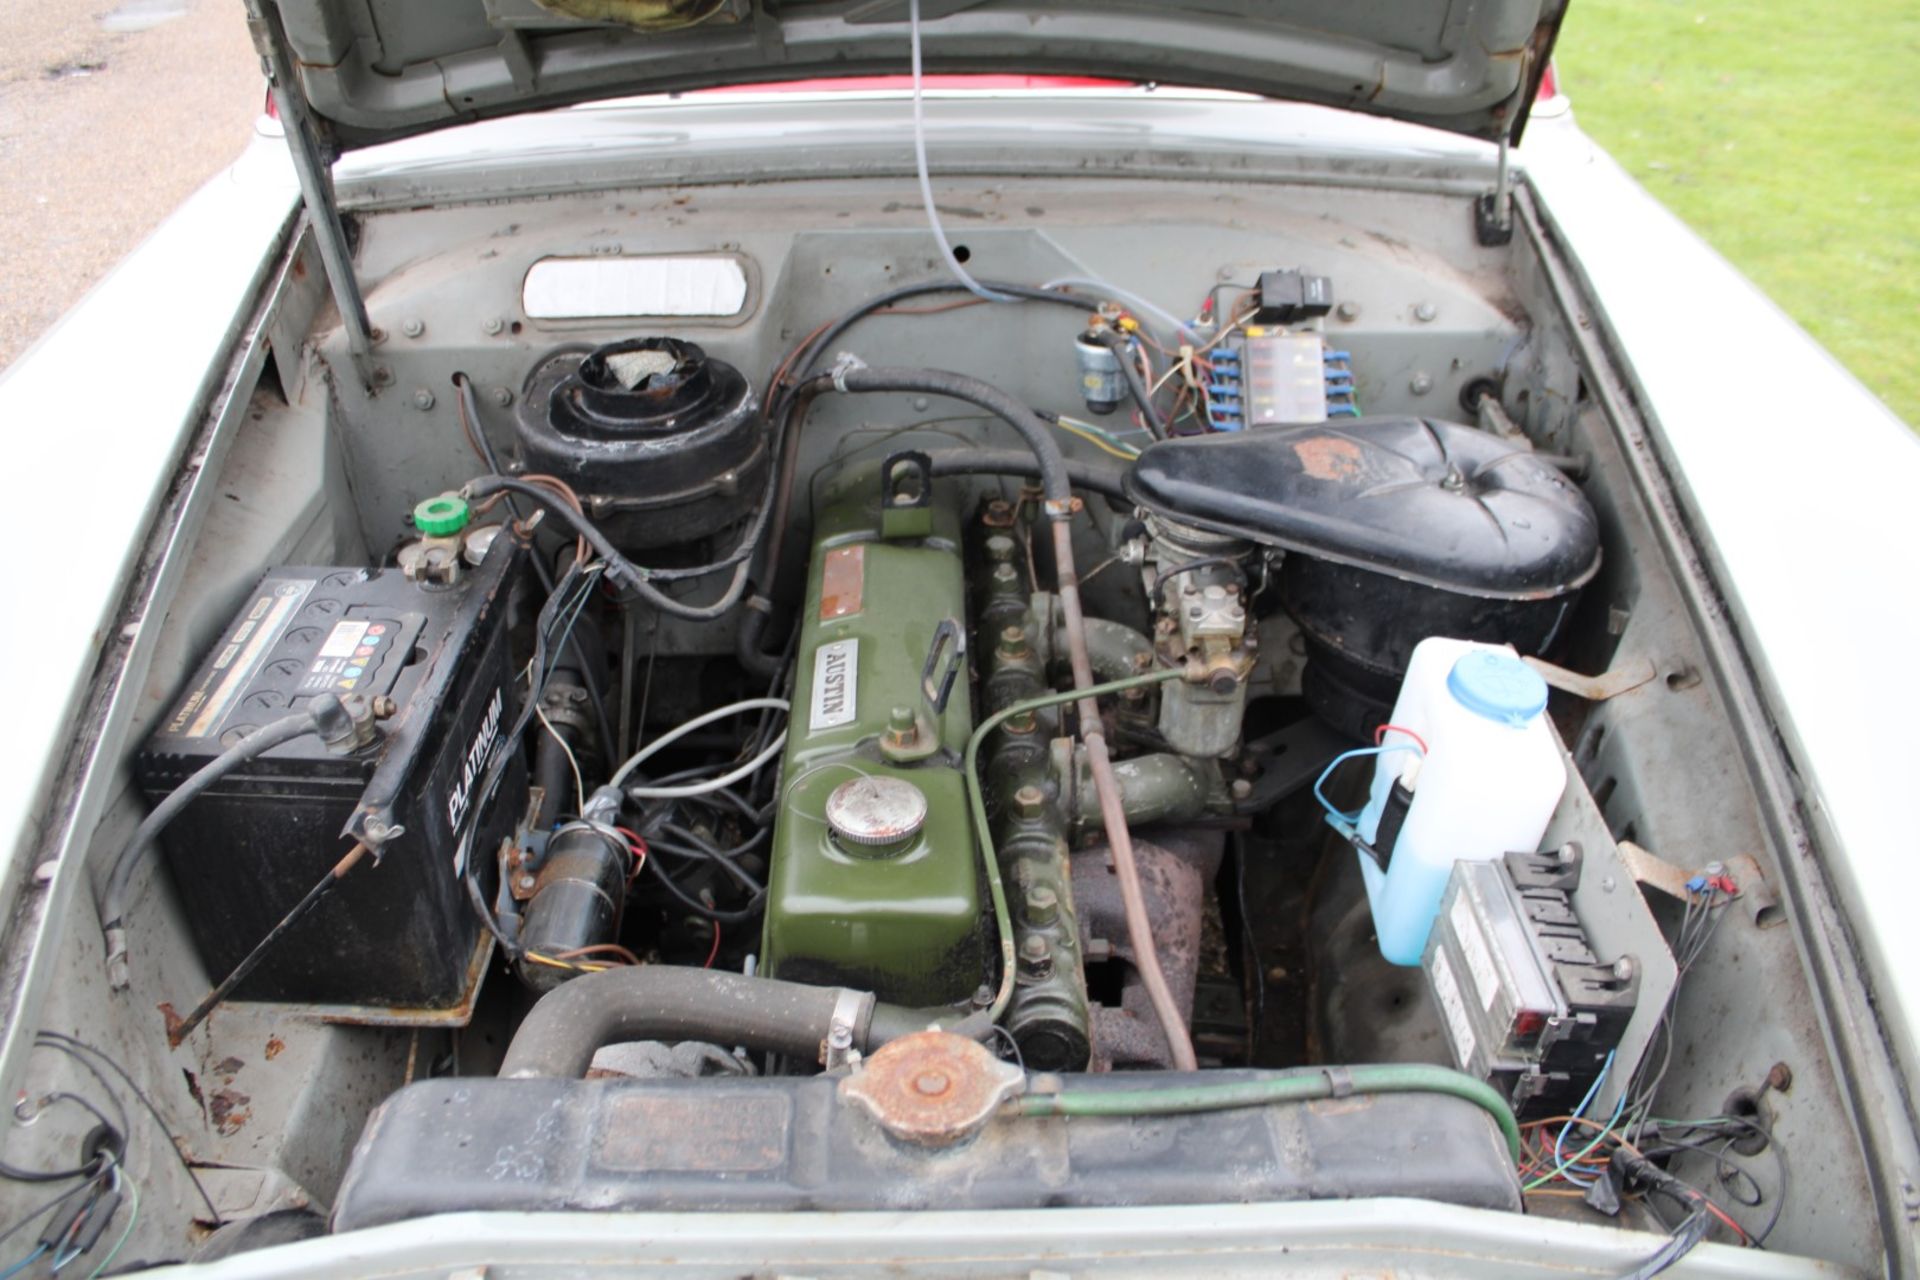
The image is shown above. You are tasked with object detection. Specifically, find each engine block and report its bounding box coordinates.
[759,456,987,1009]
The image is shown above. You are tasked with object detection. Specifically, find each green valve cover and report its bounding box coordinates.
[761,467,985,1009]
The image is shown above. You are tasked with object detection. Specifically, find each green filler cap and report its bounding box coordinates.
[414,493,470,537]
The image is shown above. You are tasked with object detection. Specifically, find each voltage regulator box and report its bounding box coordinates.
[1424,847,1641,1120]
[135,533,527,1016]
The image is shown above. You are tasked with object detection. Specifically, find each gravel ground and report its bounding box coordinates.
[0,0,261,372]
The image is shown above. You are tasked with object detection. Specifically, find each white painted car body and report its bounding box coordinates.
[0,84,1914,1276]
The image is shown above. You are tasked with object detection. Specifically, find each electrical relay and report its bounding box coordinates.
[135,530,527,1016]
[1204,269,1355,428]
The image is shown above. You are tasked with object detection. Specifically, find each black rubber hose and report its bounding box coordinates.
[464,475,752,621]
[735,595,784,682]
[922,448,1131,501]
[1098,330,1167,440]
[529,720,577,831]
[99,710,323,986]
[775,280,1096,417]
[498,967,910,1078]
[812,368,1073,507]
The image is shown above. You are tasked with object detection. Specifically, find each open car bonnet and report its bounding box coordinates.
[250,0,1567,152]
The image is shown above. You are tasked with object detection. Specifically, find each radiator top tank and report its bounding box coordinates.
[760,456,987,1009]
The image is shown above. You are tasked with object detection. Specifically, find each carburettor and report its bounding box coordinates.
[1140,514,1258,757]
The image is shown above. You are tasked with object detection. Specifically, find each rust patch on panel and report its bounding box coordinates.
[819,544,865,620]
[1293,435,1365,483]
[209,1088,252,1136]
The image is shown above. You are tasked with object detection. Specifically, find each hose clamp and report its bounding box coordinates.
[829,352,868,394]
[1320,1065,1356,1098]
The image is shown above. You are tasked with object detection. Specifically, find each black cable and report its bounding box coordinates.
[922,447,1131,501]
[19,1059,126,1153]
[807,367,1074,508]
[465,476,760,621]
[1609,1149,1719,1278]
[773,280,1097,419]
[680,785,761,824]
[0,1167,113,1252]
[1657,1114,1789,1248]
[1641,1135,1761,1205]
[1156,555,1247,593]
[987,1024,1025,1071]
[465,870,521,961]
[99,711,322,953]
[1615,1201,1712,1280]
[453,557,596,886]
[451,558,606,964]
[453,373,616,760]
[654,824,769,896]
[0,1145,107,1185]
[1098,329,1167,440]
[1205,279,1260,319]
[33,1033,221,1226]
[641,850,766,924]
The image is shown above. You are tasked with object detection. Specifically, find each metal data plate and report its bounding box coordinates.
[1538,730,1679,1114]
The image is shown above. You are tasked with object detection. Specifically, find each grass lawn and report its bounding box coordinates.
[1553,0,1919,430]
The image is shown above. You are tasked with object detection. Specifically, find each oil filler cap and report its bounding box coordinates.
[825,776,927,852]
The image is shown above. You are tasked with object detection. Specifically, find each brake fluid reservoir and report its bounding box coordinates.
[1356,638,1566,965]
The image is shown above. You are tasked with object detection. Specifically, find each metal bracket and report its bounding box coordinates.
[919,618,965,715]
[880,450,935,539]
[822,989,867,1072]
[245,1,376,388]
[1474,156,1515,246]
[1473,76,1523,247]
[1619,842,1783,929]
[1525,655,1659,702]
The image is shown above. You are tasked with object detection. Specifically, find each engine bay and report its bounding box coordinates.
[3,158,1891,1273]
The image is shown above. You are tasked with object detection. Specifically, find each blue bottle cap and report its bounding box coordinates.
[1446,650,1548,726]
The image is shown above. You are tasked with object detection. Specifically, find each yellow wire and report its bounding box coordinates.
[533,704,585,813]
[523,952,608,974]
[1152,307,1260,395]
[1051,418,1140,460]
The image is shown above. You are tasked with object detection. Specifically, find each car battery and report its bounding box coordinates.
[1422,847,1641,1120]
[134,531,528,1017]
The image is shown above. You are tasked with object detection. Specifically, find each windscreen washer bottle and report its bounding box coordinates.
[1354,638,1567,965]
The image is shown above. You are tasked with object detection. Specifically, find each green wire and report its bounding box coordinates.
[1523,1113,1623,1191]
[84,1178,137,1280]
[963,668,1185,1022]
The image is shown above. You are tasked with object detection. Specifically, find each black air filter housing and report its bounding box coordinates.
[1127,418,1600,737]
[516,338,766,552]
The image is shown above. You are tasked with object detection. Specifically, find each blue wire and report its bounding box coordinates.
[1312,744,1422,829]
[0,1244,46,1279]
[1552,1049,1619,1188]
